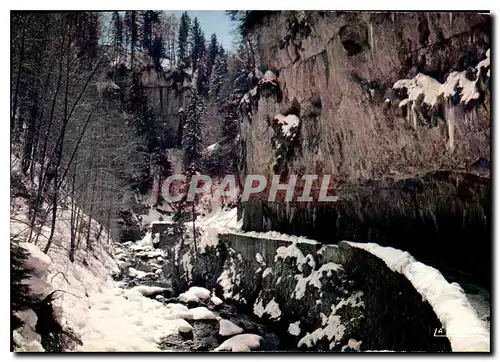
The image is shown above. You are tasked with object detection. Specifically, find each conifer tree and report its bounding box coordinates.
[11,241,39,340]
[111,11,123,49]
[206,33,219,77]
[177,12,191,67]
[124,11,139,69]
[141,11,161,57]
[182,93,205,169]
[189,17,205,72]
[209,49,228,104]
[126,71,147,116]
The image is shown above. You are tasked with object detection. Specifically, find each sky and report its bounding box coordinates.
[165,11,237,51]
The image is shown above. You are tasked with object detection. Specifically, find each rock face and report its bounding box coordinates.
[141,67,192,147]
[237,11,491,282]
[166,231,451,352]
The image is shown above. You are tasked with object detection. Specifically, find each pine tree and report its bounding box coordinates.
[189,17,205,72]
[209,50,228,104]
[183,93,205,169]
[151,35,164,69]
[124,11,139,69]
[206,33,219,78]
[195,43,208,95]
[111,11,123,49]
[11,241,39,341]
[126,71,147,116]
[141,11,161,58]
[220,101,238,140]
[177,12,191,67]
[74,12,100,68]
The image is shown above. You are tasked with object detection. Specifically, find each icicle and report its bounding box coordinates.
[411,103,417,129]
[391,13,395,25]
[449,13,453,26]
[370,22,374,54]
[446,100,455,151]
[466,108,477,127]
[448,118,455,151]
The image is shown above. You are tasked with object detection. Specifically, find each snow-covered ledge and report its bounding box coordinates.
[344,242,490,352]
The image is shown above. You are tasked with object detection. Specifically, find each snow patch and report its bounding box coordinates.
[293,262,344,299]
[253,297,281,320]
[262,267,273,279]
[255,252,265,265]
[342,338,363,352]
[297,300,347,349]
[275,243,306,272]
[288,321,301,336]
[274,114,300,139]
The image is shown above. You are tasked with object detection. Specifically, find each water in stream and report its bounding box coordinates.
[114,238,288,352]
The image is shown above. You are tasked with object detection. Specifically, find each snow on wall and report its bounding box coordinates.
[275,243,306,271]
[288,321,301,336]
[217,252,240,300]
[342,338,363,352]
[293,262,344,299]
[345,241,490,352]
[297,299,347,349]
[253,297,282,320]
[262,267,273,278]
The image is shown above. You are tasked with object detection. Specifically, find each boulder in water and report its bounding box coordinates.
[219,319,244,337]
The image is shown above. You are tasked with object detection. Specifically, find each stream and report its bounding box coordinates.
[113,237,289,352]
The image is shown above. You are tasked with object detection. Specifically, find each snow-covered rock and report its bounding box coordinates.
[130,285,166,297]
[178,286,211,305]
[185,307,217,321]
[210,295,223,306]
[219,319,244,337]
[188,286,211,300]
[179,292,199,304]
[297,301,346,349]
[214,334,263,352]
[128,267,154,280]
[165,303,193,320]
